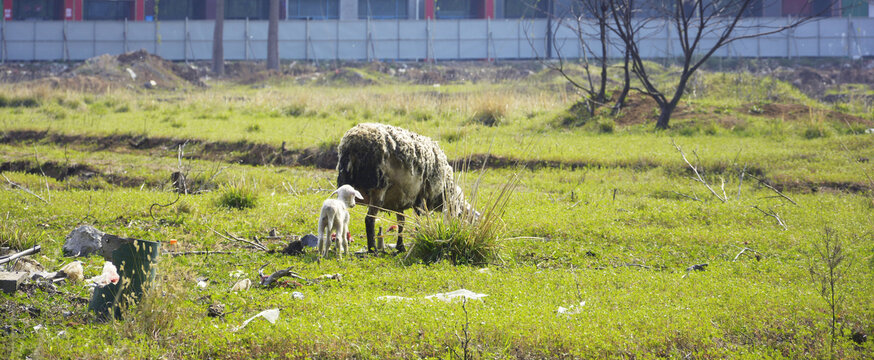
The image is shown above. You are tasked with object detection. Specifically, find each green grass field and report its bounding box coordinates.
[1,61,873,359]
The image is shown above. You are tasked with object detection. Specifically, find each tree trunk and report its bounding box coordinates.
[267,0,279,70]
[597,16,608,103]
[611,48,631,116]
[212,0,225,76]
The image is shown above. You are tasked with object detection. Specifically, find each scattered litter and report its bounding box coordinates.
[234,308,279,332]
[207,303,225,318]
[33,324,43,332]
[317,273,342,281]
[11,257,44,273]
[229,269,245,278]
[377,295,413,301]
[63,225,105,257]
[59,261,84,282]
[291,291,304,299]
[477,268,490,273]
[557,301,586,315]
[230,278,251,292]
[300,234,318,248]
[87,262,119,286]
[866,128,874,134]
[125,67,137,80]
[425,289,488,302]
[56,330,66,337]
[144,80,157,89]
[433,84,441,88]
[197,280,209,288]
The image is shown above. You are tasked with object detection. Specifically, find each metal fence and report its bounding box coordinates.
[0,17,871,62]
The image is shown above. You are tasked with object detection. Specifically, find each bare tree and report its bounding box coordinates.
[267,0,280,70]
[542,0,632,118]
[212,0,225,76]
[610,0,821,129]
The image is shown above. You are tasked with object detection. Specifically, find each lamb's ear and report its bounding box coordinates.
[354,191,364,200]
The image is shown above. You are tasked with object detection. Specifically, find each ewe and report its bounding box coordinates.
[336,123,475,253]
[318,184,363,259]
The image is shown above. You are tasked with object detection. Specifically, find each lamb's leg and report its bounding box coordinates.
[337,222,346,260]
[396,213,406,253]
[365,206,379,253]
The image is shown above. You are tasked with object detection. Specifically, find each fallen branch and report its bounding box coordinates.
[681,263,708,278]
[752,205,788,230]
[165,251,232,257]
[1,173,48,203]
[618,263,652,270]
[0,245,41,265]
[750,176,797,206]
[207,225,268,251]
[258,263,309,287]
[671,191,702,202]
[672,140,726,203]
[733,247,762,262]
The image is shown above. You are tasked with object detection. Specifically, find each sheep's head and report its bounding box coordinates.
[333,184,364,208]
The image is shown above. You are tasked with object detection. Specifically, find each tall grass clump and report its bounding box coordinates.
[469,97,506,127]
[216,180,258,210]
[405,172,518,265]
[0,222,41,250]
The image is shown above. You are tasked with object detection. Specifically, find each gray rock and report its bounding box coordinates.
[62,225,105,257]
[300,234,318,248]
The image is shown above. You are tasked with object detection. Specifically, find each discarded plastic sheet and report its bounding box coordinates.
[300,234,319,248]
[234,308,280,332]
[87,262,119,286]
[291,291,304,299]
[424,289,488,302]
[377,295,414,301]
[557,301,586,315]
[229,269,245,279]
[230,278,251,292]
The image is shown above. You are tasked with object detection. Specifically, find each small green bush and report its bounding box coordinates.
[217,184,258,210]
[0,222,40,250]
[597,118,615,133]
[803,124,831,139]
[0,94,39,108]
[246,124,262,132]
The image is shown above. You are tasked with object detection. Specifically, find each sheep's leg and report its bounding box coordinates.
[395,213,406,253]
[365,206,379,253]
[337,222,346,260]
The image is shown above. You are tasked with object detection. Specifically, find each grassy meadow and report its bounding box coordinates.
[0,61,873,358]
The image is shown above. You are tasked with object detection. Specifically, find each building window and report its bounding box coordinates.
[436,0,482,18]
[504,0,547,18]
[14,0,63,20]
[359,0,407,19]
[287,0,339,19]
[157,0,207,20]
[225,0,270,19]
[84,0,133,20]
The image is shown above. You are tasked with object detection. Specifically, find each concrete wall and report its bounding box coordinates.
[1,17,871,61]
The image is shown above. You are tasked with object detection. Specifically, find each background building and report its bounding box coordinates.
[4,0,869,21]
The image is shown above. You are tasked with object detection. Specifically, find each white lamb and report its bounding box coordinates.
[317,184,363,259]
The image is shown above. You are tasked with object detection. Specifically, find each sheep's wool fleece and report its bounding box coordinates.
[337,123,458,211]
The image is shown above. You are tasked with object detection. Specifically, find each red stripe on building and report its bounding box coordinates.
[3,0,12,21]
[425,0,435,19]
[484,0,494,19]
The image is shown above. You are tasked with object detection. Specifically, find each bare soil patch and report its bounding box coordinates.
[741,103,872,125]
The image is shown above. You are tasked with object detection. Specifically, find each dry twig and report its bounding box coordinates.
[207,225,269,251]
[258,264,309,287]
[750,175,797,206]
[752,205,788,230]
[672,140,726,202]
[1,173,48,203]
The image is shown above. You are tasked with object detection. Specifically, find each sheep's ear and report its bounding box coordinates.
[354,191,364,200]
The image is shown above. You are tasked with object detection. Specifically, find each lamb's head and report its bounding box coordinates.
[446,185,480,219]
[333,184,364,208]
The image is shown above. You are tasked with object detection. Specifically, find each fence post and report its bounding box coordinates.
[92,21,97,59]
[124,18,129,53]
[305,19,309,61]
[245,18,250,60]
[0,16,5,63]
[184,17,189,62]
[63,20,69,61]
[335,19,339,61]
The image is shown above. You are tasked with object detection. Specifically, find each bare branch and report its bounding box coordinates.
[752,205,788,230]
[1,173,48,203]
[750,175,797,206]
[672,140,726,202]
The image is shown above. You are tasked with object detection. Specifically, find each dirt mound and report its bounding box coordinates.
[4,49,205,91]
[742,103,872,125]
[613,94,659,126]
[771,62,874,102]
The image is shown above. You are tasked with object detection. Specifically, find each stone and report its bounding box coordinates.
[62,225,105,257]
[0,272,27,294]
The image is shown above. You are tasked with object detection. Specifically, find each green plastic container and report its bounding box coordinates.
[88,235,160,320]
